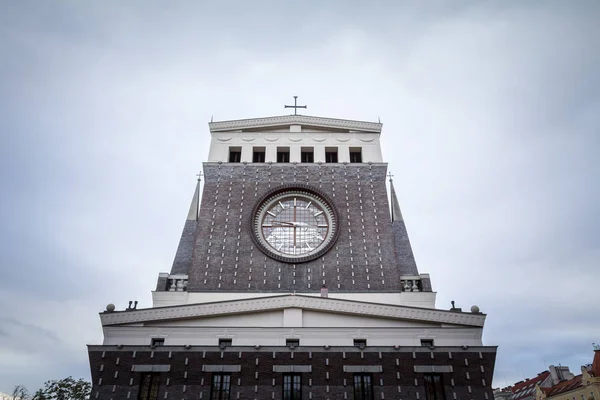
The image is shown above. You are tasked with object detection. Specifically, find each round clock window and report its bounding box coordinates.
[251,186,339,263]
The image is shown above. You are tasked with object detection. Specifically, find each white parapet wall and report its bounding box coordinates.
[152,290,437,309]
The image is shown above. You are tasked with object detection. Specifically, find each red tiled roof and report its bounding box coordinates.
[509,371,550,400]
[542,375,583,397]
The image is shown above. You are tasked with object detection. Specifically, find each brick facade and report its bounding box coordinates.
[89,346,497,400]
[184,163,411,293]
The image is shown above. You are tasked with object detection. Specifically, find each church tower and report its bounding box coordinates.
[88,104,497,400]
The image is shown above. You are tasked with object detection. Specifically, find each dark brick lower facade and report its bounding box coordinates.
[88,345,496,400]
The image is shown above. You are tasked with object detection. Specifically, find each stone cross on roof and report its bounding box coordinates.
[284,96,307,115]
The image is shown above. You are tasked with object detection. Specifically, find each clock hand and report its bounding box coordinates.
[271,221,294,226]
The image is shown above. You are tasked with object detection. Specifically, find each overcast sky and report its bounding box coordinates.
[1,0,599,394]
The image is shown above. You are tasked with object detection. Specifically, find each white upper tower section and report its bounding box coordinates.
[207,115,384,164]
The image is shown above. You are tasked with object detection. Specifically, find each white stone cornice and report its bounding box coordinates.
[100,295,485,327]
[209,115,382,133]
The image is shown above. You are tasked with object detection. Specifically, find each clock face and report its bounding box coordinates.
[252,186,339,263]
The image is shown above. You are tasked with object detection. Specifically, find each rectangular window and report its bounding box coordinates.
[354,339,367,349]
[301,148,314,163]
[253,147,265,163]
[353,374,374,400]
[210,373,231,400]
[228,147,241,163]
[151,338,164,347]
[277,147,290,163]
[325,148,338,163]
[283,374,302,400]
[421,339,434,347]
[424,374,446,400]
[138,373,160,400]
[349,148,362,163]
[286,339,300,348]
[219,338,232,348]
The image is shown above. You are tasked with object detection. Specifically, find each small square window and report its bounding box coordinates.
[219,338,232,348]
[253,147,265,163]
[277,147,290,163]
[301,148,314,163]
[350,147,362,163]
[421,339,434,347]
[228,147,241,163]
[151,338,165,347]
[286,339,300,348]
[325,148,338,163]
[354,339,367,349]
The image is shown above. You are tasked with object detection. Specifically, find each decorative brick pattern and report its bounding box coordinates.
[170,219,198,276]
[89,346,497,399]
[184,163,415,293]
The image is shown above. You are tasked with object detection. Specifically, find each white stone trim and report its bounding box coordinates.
[209,115,382,133]
[101,295,484,327]
[414,365,453,373]
[202,365,241,372]
[101,325,484,346]
[132,365,170,372]
[273,365,312,373]
[343,365,383,373]
[152,290,437,309]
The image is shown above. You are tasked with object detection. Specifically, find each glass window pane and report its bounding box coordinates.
[149,375,160,400]
[139,374,151,400]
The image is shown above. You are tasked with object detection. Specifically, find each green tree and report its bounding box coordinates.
[11,385,29,400]
[34,377,91,400]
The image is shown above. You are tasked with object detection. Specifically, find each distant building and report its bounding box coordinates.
[495,371,552,400]
[535,348,600,400]
[496,348,600,400]
[496,365,579,400]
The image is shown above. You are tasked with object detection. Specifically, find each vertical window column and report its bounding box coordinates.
[210,373,231,400]
[353,374,373,400]
[139,373,160,400]
[424,374,446,400]
[283,374,302,400]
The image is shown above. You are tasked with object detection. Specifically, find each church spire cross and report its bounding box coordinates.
[284,96,307,115]
[387,172,394,182]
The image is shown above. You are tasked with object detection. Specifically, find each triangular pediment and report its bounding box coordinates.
[209,115,382,134]
[143,308,444,329]
[100,295,485,328]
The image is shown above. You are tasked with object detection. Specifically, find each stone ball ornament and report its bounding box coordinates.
[470,305,480,313]
[106,303,116,312]
[251,184,339,263]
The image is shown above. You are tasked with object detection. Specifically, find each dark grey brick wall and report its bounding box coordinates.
[89,345,497,400]
[170,220,198,275]
[392,220,419,276]
[186,163,411,293]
